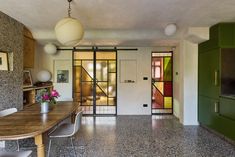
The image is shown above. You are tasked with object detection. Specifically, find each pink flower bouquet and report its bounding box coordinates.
[36,89,60,104]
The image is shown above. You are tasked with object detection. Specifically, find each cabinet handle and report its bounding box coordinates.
[214,101,219,113]
[214,70,218,86]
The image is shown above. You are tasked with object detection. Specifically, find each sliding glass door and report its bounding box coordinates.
[73,51,117,115]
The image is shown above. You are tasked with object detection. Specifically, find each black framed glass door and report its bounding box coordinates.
[151,52,173,115]
[73,50,117,115]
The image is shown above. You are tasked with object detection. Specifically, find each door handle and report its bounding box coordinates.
[214,70,218,86]
[214,101,219,113]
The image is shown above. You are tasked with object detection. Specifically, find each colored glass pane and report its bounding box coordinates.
[154,82,164,95]
[96,52,116,60]
[163,57,172,81]
[164,97,172,108]
[109,61,116,72]
[74,60,81,66]
[164,82,172,96]
[152,85,164,109]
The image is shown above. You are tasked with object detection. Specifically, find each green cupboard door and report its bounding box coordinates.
[198,95,219,126]
[198,49,220,98]
[219,97,235,121]
[211,114,235,141]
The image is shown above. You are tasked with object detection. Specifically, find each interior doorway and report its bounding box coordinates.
[73,50,117,115]
[151,52,173,114]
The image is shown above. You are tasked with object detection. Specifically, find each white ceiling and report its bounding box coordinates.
[1,0,235,46]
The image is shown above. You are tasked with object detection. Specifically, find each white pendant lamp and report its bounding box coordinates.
[44,43,57,54]
[55,0,84,46]
[164,24,177,36]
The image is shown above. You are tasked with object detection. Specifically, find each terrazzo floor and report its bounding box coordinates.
[4,116,235,157]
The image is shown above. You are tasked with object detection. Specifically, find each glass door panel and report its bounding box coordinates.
[152,52,173,114]
[95,51,116,115]
[73,52,94,114]
[73,51,116,115]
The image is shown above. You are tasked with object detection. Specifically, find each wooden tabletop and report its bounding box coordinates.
[0,101,80,140]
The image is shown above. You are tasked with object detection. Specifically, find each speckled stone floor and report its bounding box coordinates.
[3,116,235,157]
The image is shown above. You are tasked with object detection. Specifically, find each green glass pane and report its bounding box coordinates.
[164,57,172,81]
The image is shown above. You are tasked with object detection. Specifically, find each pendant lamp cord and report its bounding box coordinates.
[68,0,72,17]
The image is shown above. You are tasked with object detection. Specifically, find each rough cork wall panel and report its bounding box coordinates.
[0,11,24,110]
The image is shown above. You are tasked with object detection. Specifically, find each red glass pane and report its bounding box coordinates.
[164,82,172,96]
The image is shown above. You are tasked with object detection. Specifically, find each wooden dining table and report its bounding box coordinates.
[0,101,80,157]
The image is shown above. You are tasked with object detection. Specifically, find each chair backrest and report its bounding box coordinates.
[72,111,83,135]
[0,150,32,157]
[0,108,17,117]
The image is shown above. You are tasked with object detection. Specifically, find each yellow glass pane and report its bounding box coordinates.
[96,52,116,60]
[108,98,115,106]
[74,51,93,59]
[164,97,172,108]
[109,61,116,72]
[74,60,81,66]
[96,61,108,81]
[154,82,164,95]
[82,61,94,79]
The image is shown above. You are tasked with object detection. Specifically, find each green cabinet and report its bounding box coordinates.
[198,96,218,126]
[198,23,235,142]
[198,49,220,98]
[219,23,235,47]
[219,97,235,121]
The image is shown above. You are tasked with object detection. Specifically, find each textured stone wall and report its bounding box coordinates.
[0,11,24,110]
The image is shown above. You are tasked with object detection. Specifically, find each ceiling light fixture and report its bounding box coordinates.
[44,43,57,54]
[164,24,177,36]
[55,0,84,46]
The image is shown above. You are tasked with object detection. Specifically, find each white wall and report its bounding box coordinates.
[117,48,152,115]
[35,45,181,116]
[173,45,181,119]
[35,44,73,101]
[117,47,177,115]
[179,40,198,125]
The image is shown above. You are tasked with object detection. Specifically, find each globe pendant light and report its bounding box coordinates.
[164,23,177,36]
[55,0,84,46]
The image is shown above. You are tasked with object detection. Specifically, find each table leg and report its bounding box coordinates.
[34,134,45,157]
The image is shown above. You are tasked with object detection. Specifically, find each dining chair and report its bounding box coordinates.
[0,150,32,157]
[0,108,20,151]
[47,111,83,157]
[0,108,17,117]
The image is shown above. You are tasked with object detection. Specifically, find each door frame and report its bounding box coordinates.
[151,51,174,115]
[72,48,118,116]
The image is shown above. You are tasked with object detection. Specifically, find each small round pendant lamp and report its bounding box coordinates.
[44,43,57,54]
[55,0,84,46]
[164,24,177,36]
